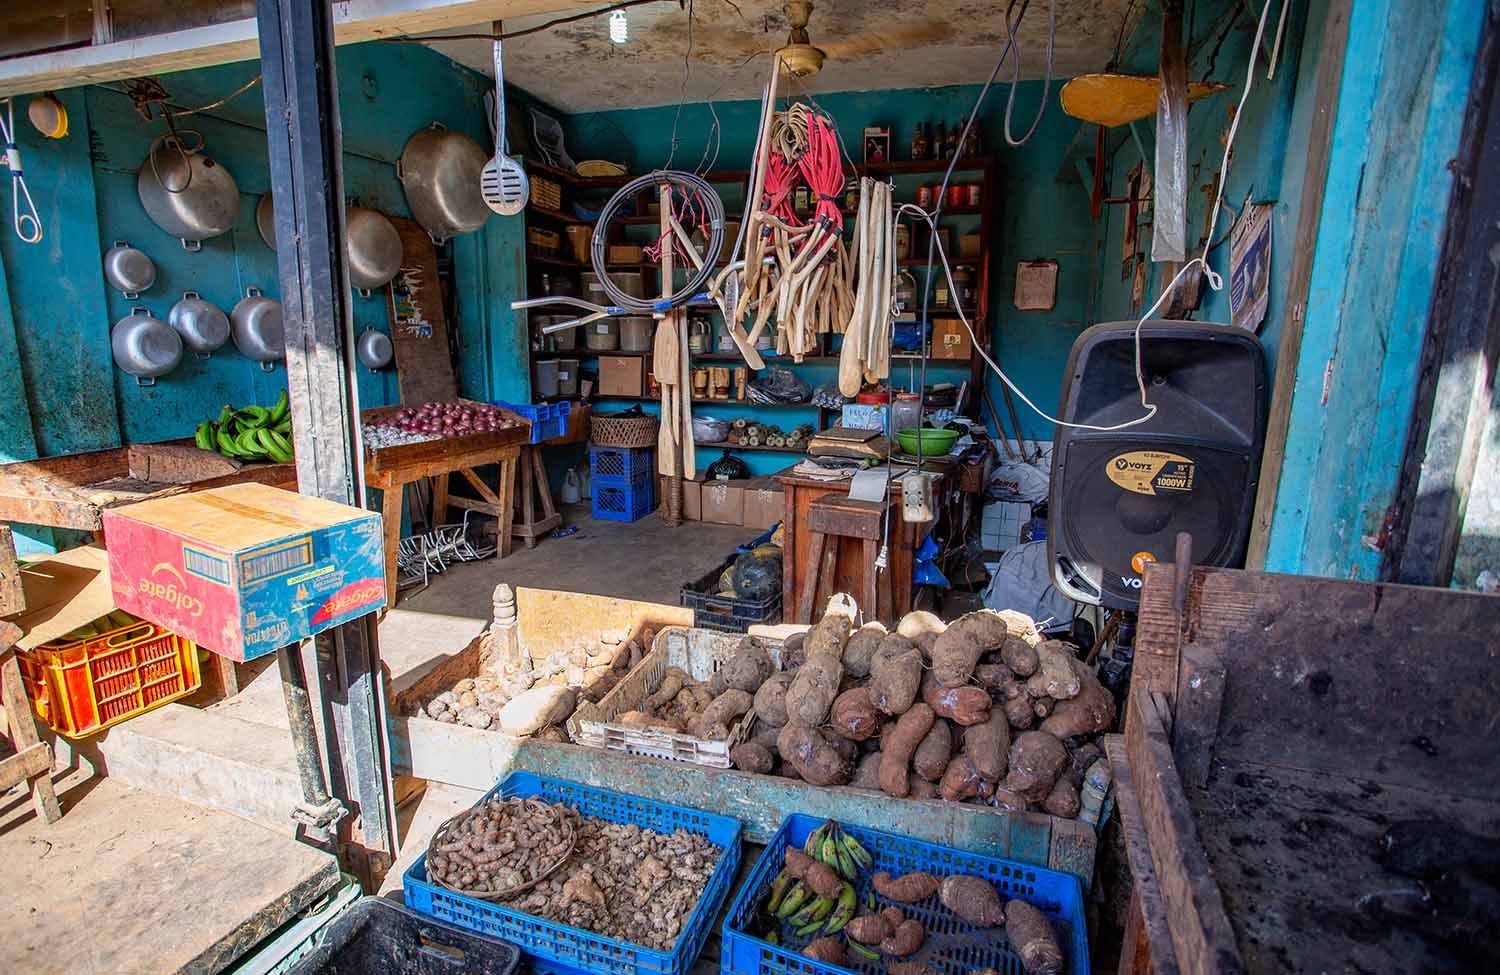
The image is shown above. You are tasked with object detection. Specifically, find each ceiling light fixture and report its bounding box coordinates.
[609,9,629,44]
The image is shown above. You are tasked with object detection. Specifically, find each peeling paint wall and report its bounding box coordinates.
[0,41,528,467]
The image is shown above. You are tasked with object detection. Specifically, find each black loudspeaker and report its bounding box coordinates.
[1047,321,1268,610]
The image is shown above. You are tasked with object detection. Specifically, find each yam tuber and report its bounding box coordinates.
[843,622,888,678]
[1005,899,1064,975]
[939,755,988,802]
[989,786,1030,812]
[802,938,846,965]
[845,913,891,945]
[896,610,947,658]
[777,722,853,786]
[1025,642,1082,701]
[963,711,1011,782]
[1031,696,1055,719]
[729,741,774,774]
[693,689,753,735]
[823,731,858,764]
[644,668,689,713]
[785,653,843,726]
[1000,637,1039,678]
[869,635,924,715]
[1001,677,1035,729]
[1041,777,1080,818]
[780,631,808,670]
[949,609,1016,651]
[851,751,883,790]
[908,774,938,800]
[939,875,1006,927]
[923,683,992,726]
[830,686,881,741]
[879,704,935,797]
[880,906,906,928]
[753,672,795,728]
[912,719,954,781]
[873,871,940,903]
[1004,731,1068,801]
[805,593,857,660]
[880,919,926,956]
[1040,667,1116,739]
[931,626,986,688]
[721,638,774,693]
[973,663,1013,691]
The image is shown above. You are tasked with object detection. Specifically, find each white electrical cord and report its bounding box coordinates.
[908,0,1279,434]
[0,99,42,243]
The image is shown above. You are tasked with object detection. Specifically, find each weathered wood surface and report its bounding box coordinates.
[0,525,20,616]
[0,777,339,975]
[1171,646,1224,790]
[0,620,60,822]
[1104,735,1179,975]
[361,400,530,476]
[386,216,459,408]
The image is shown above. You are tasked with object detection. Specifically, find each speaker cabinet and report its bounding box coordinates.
[1048,321,1268,610]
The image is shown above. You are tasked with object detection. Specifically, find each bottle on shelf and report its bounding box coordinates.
[946,119,960,160]
[934,121,947,161]
[964,118,983,159]
[911,121,929,161]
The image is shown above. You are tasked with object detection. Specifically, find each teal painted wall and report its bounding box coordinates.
[0,41,528,467]
[563,81,1096,475]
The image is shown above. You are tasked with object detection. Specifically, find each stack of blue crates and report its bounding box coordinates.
[493,401,572,443]
[589,445,654,522]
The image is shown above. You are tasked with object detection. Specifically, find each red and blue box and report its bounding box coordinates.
[103,482,385,661]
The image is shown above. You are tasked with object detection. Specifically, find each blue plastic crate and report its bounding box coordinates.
[494,401,572,444]
[593,476,655,522]
[720,815,1089,975]
[404,772,742,975]
[590,445,655,483]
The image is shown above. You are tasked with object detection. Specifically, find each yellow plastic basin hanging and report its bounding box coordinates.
[1060,73,1229,127]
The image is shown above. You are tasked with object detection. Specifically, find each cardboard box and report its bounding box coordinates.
[599,354,647,397]
[931,318,973,360]
[741,477,785,531]
[700,479,744,525]
[657,475,703,521]
[103,483,385,661]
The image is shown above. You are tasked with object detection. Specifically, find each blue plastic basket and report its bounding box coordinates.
[720,815,1089,975]
[590,445,655,483]
[404,772,742,975]
[593,476,655,522]
[495,401,573,443]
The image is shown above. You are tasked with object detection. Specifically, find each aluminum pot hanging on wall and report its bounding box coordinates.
[345,207,403,292]
[356,327,394,371]
[255,192,276,249]
[168,292,231,358]
[397,123,490,243]
[136,135,241,249]
[102,240,156,297]
[111,307,183,384]
[231,288,285,370]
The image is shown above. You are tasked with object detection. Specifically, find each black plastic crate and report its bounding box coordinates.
[287,897,521,975]
[679,557,782,634]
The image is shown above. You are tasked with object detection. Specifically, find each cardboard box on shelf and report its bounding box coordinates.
[931,318,973,360]
[700,479,744,525]
[103,483,385,661]
[657,475,703,521]
[741,478,785,531]
[598,355,648,397]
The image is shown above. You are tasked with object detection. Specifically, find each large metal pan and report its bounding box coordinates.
[168,292,230,358]
[397,123,490,243]
[231,288,284,370]
[137,138,241,250]
[357,328,394,371]
[346,207,403,293]
[102,240,156,297]
[111,307,182,385]
[256,193,276,249]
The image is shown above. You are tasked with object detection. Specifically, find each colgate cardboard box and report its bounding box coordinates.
[103,483,385,661]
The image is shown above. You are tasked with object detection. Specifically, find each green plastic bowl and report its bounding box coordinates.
[895,426,960,455]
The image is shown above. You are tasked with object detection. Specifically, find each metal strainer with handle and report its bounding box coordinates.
[480,36,529,215]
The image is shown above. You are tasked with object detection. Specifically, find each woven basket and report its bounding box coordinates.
[591,414,658,448]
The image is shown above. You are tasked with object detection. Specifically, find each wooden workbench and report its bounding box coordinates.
[361,405,529,603]
[775,465,951,623]
[1114,561,1500,975]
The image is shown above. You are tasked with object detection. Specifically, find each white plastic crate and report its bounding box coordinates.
[981,501,1032,552]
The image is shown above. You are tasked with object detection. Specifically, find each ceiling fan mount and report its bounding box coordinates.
[776,0,826,78]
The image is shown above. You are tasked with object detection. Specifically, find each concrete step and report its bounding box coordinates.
[94,702,305,835]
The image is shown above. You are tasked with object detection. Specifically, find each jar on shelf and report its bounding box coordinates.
[895,224,911,261]
[891,393,922,435]
[953,266,975,308]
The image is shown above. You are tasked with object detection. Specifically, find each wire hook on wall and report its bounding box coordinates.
[0,98,42,243]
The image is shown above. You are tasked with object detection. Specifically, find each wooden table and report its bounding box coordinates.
[362,406,529,603]
[1113,557,1500,975]
[775,465,952,624]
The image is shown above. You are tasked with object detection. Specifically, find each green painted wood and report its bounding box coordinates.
[0,249,38,463]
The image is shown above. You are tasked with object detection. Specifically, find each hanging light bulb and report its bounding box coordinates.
[609,8,628,44]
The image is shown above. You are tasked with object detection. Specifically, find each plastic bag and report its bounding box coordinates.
[732,549,782,601]
[1152,4,1189,262]
[748,367,812,404]
[983,540,1075,630]
[988,458,1050,503]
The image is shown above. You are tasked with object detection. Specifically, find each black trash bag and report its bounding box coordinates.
[747,367,812,404]
[705,451,751,480]
[732,549,783,602]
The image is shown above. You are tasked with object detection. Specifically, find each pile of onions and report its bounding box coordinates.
[370,400,522,438]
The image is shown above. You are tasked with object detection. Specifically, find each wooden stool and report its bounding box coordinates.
[798,495,892,624]
[511,444,561,549]
[0,622,61,824]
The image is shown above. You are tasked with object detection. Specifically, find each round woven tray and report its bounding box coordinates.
[591,413,658,448]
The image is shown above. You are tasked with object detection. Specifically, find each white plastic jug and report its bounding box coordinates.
[560,469,581,504]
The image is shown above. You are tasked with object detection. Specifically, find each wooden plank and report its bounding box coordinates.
[1172,646,1225,790]
[0,525,21,616]
[387,216,459,407]
[0,741,51,791]
[1126,689,1244,975]
[1105,735,1179,975]
[362,401,529,475]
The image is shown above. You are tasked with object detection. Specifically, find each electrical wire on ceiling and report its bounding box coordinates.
[381,0,680,44]
[662,0,696,171]
[1003,0,1057,147]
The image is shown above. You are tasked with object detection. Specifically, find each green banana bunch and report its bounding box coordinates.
[776,881,810,919]
[197,393,294,463]
[789,893,835,928]
[823,883,856,934]
[766,871,795,915]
